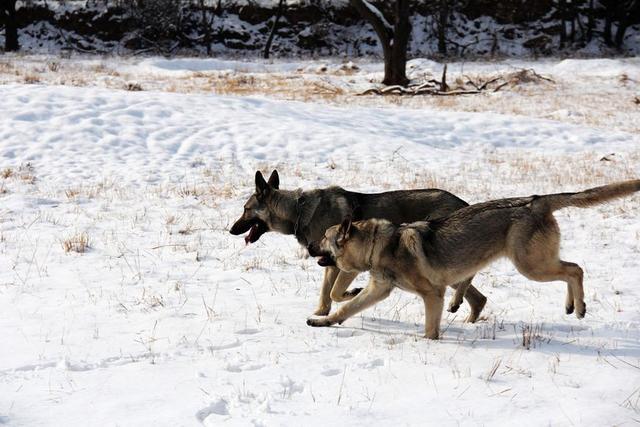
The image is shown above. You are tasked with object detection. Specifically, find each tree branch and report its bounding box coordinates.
[350,0,393,48]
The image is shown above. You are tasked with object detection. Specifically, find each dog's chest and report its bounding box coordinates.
[371,269,418,293]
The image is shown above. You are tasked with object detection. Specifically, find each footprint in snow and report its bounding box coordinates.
[196,398,229,422]
[359,358,384,369]
[235,328,260,335]
[321,368,342,377]
[225,363,265,373]
[208,340,241,351]
[334,329,364,338]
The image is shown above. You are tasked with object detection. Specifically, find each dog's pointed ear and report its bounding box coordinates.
[337,215,352,245]
[268,170,279,189]
[255,170,269,197]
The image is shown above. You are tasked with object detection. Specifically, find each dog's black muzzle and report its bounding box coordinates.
[307,241,336,267]
[230,218,269,244]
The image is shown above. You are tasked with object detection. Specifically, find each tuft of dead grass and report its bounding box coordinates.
[62,232,90,253]
[1,168,13,179]
[177,183,202,198]
[47,61,61,72]
[125,82,143,91]
[23,74,40,84]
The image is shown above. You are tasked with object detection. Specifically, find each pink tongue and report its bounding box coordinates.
[245,224,258,245]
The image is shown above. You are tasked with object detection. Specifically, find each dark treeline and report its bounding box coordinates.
[0,1,638,84]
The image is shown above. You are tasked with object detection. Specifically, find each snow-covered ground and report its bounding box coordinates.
[2,55,640,133]
[0,59,639,426]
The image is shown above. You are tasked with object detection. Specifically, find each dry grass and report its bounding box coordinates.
[62,232,90,253]
[1,164,37,184]
[125,82,143,91]
[23,74,40,84]
[65,188,80,199]
[177,183,203,198]
[47,61,61,72]
[1,168,13,179]
[1,57,639,133]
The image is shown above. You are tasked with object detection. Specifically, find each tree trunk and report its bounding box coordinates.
[350,0,410,87]
[4,0,19,52]
[558,0,566,48]
[388,0,410,86]
[570,9,575,42]
[263,0,285,59]
[613,1,639,49]
[437,0,448,56]
[603,15,612,46]
[586,0,594,42]
[603,1,614,46]
[614,20,629,48]
[199,0,212,55]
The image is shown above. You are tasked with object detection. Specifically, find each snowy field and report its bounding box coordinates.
[2,55,640,133]
[1,57,640,426]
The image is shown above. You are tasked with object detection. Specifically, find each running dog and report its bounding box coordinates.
[230,170,487,321]
[307,180,640,339]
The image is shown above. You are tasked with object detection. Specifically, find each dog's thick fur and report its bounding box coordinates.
[307,180,640,339]
[230,170,487,321]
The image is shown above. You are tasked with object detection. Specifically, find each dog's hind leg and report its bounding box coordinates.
[448,277,473,314]
[461,284,487,323]
[329,271,361,302]
[314,266,340,316]
[307,278,392,327]
[515,258,585,318]
[511,217,586,318]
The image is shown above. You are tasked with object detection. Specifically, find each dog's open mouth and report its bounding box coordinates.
[244,221,268,245]
[317,254,336,267]
[230,217,269,244]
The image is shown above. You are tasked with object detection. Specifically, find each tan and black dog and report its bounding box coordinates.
[307,180,640,339]
[230,170,487,321]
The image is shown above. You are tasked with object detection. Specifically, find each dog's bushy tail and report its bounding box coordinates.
[400,227,432,278]
[536,180,640,213]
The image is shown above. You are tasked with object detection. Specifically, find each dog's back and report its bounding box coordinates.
[301,188,468,245]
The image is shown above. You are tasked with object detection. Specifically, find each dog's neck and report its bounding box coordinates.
[268,189,302,235]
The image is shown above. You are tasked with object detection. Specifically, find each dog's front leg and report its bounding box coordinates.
[307,278,392,327]
[329,270,360,302]
[420,290,445,340]
[314,266,340,316]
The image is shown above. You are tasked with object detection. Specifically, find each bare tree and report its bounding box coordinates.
[198,0,221,55]
[264,0,286,59]
[613,0,639,48]
[435,0,448,56]
[601,0,639,49]
[129,0,184,52]
[586,0,595,42]
[1,0,19,52]
[350,0,411,86]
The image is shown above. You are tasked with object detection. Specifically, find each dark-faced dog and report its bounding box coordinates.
[230,170,487,321]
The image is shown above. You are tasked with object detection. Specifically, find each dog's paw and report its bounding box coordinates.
[343,287,363,299]
[313,307,331,316]
[424,332,440,340]
[447,301,461,313]
[464,313,479,323]
[576,303,586,319]
[306,316,335,327]
[565,303,574,315]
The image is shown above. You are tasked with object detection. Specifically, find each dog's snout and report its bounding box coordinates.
[307,241,319,256]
